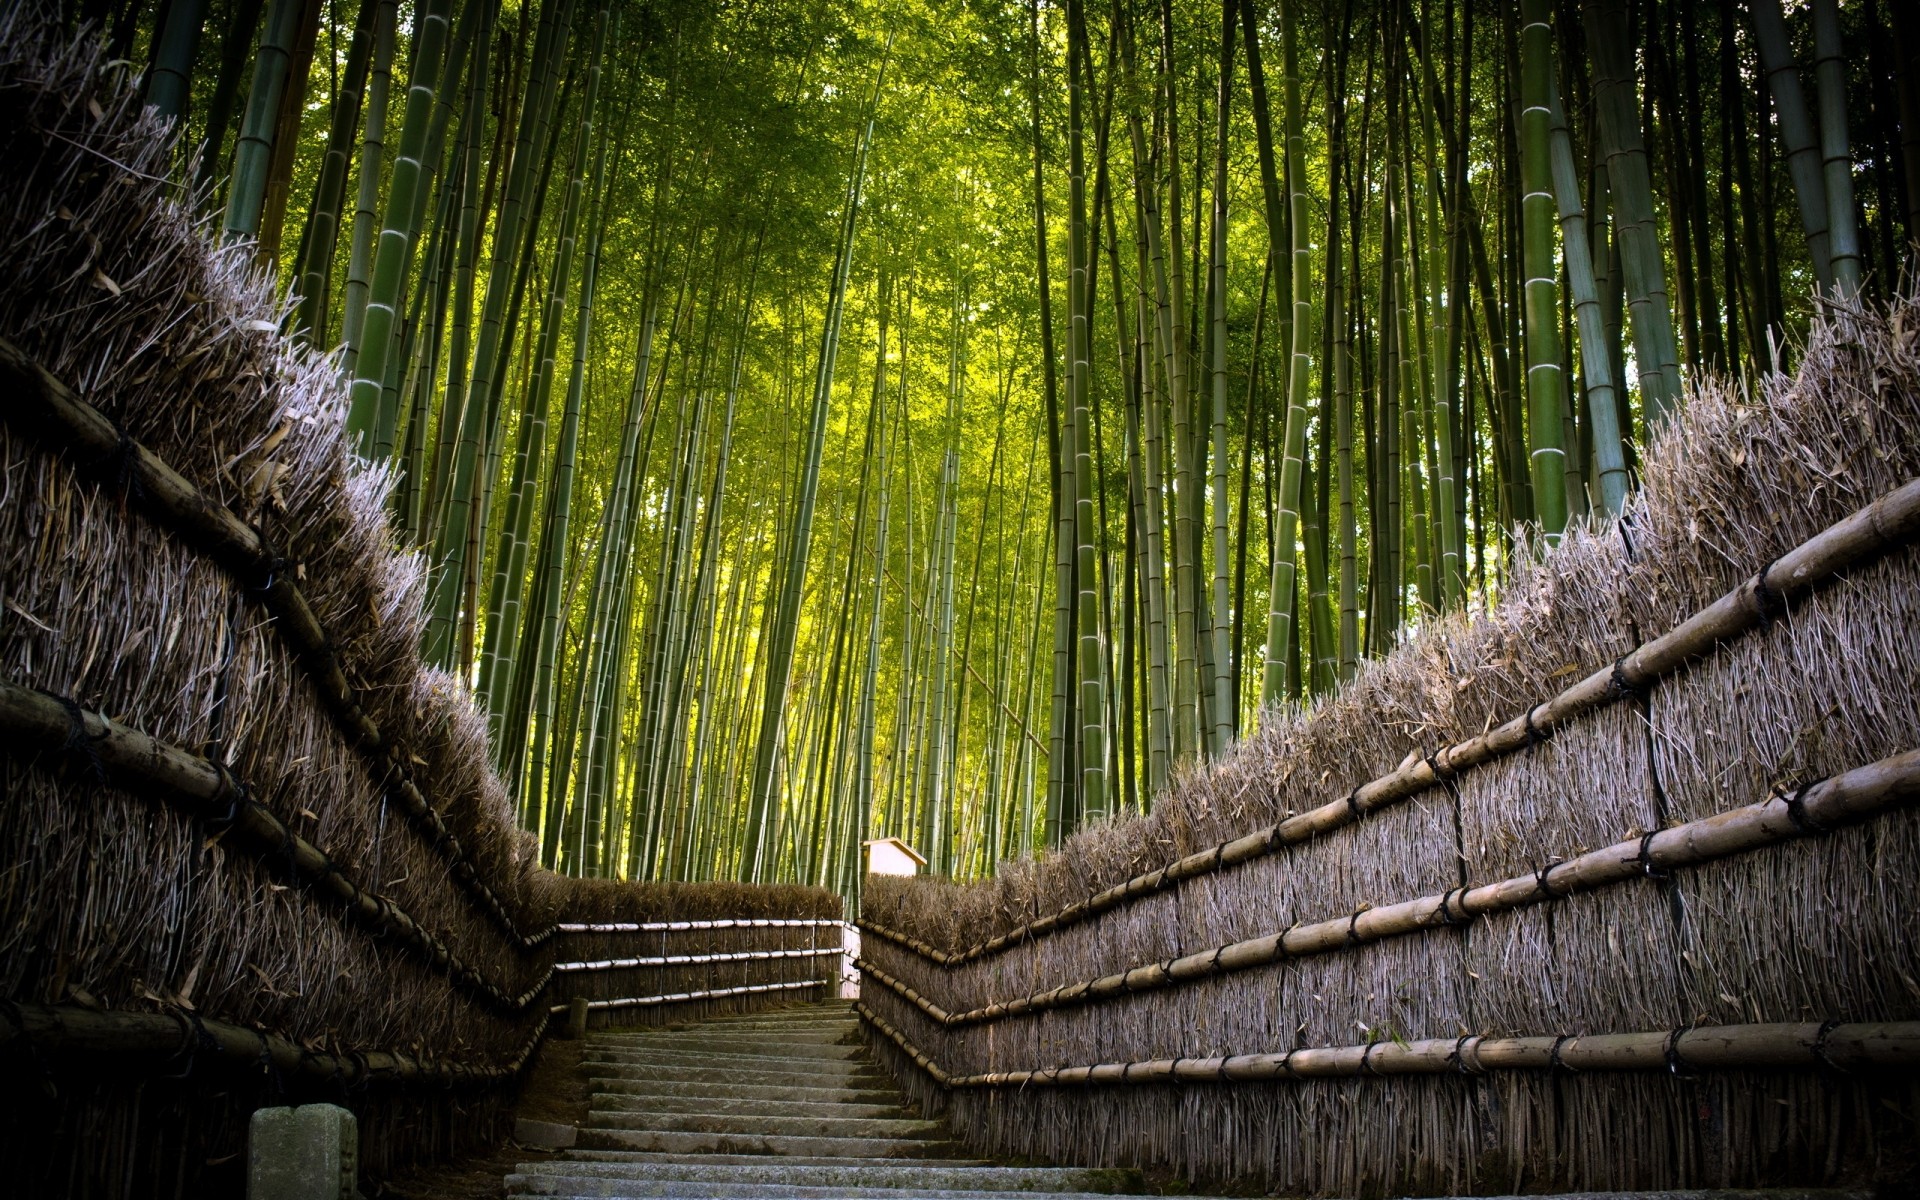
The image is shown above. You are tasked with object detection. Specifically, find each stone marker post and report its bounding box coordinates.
[248,1103,359,1200]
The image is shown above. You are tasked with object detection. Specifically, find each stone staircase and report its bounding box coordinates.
[505,1000,1148,1199]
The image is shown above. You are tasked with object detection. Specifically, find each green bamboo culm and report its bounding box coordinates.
[144,0,206,121]
[338,0,397,379]
[222,0,306,246]
[1751,0,1836,295]
[1810,0,1863,297]
[1547,82,1628,515]
[342,0,455,456]
[739,30,893,882]
[291,0,378,345]
[425,0,573,668]
[1579,0,1682,427]
[1518,0,1567,542]
[479,5,605,734]
[1260,0,1315,712]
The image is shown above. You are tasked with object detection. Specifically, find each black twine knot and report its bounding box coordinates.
[1664,1027,1695,1077]
[1345,908,1367,947]
[53,692,109,783]
[1751,556,1788,623]
[250,554,289,594]
[1782,782,1830,836]
[1811,1018,1848,1074]
[1636,830,1668,880]
[1436,887,1469,927]
[1608,656,1649,702]
[1344,788,1364,822]
[1549,1034,1580,1073]
[1534,860,1565,898]
[1447,1035,1482,1075]
[1523,706,1551,747]
[1359,1040,1384,1077]
[111,427,145,500]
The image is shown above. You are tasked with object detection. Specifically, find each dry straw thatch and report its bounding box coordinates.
[0,19,837,1198]
[862,291,1920,1192]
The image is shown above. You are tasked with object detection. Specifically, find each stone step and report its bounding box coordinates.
[583,1062,892,1090]
[512,1160,1139,1193]
[587,1021,852,1044]
[591,1093,907,1120]
[590,1035,862,1058]
[584,1048,878,1075]
[588,1077,900,1106]
[507,1176,1133,1200]
[575,1127,966,1160]
[560,1151,991,1169]
[585,1110,945,1140]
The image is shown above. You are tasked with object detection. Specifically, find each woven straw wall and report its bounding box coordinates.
[861,295,1920,1194]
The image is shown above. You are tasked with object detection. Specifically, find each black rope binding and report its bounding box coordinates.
[1523,705,1552,747]
[1344,788,1364,822]
[1636,830,1668,880]
[1359,1040,1384,1077]
[1782,782,1830,836]
[1534,859,1565,898]
[1345,908,1367,947]
[1810,1018,1848,1074]
[1447,1035,1478,1075]
[53,691,110,783]
[1436,887,1469,927]
[1549,1034,1580,1073]
[1751,556,1787,623]
[1664,1027,1695,1077]
[1607,656,1648,702]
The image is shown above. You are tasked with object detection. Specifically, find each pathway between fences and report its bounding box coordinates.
[504,1000,1148,1200]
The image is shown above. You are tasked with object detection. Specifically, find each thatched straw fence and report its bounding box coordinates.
[860,291,1920,1195]
[0,21,839,1198]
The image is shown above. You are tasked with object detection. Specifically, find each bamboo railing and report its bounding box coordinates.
[859,474,1920,969]
[859,747,1920,1026]
[857,1003,1920,1087]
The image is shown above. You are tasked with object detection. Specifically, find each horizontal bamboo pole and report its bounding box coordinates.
[856,1002,1920,1089]
[0,679,554,1014]
[557,919,847,933]
[0,1000,551,1086]
[0,336,540,950]
[557,978,828,1014]
[860,475,1920,968]
[556,946,844,972]
[862,748,1920,1027]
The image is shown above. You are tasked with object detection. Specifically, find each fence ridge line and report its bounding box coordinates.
[0,678,563,1013]
[859,746,1920,1026]
[855,1003,1920,1087]
[0,336,539,950]
[0,1000,555,1086]
[861,474,1920,967]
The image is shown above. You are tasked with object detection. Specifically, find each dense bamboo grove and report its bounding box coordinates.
[104,0,1917,890]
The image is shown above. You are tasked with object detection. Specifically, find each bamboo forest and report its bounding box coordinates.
[99,0,1917,893]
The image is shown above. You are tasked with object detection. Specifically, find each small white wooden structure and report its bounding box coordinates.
[862,836,926,877]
